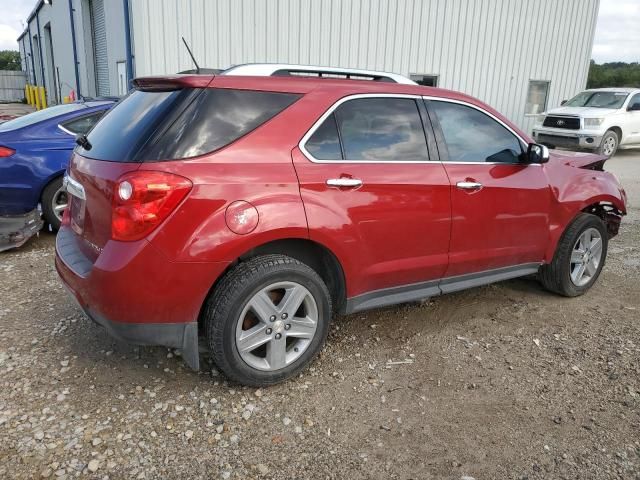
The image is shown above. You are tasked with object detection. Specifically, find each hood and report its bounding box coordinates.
[549,149,608,171]
[546,106,618,117]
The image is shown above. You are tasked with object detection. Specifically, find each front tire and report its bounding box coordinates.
[41,177,67,231]
[539,213,608,297]
[204,254,332,386]
[597,129,619,158]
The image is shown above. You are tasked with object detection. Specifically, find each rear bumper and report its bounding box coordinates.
[0,208,43,252]
[532,128,603,149]
[55,226,230,370]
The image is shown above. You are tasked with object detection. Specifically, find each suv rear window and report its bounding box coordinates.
[79,88,300,162]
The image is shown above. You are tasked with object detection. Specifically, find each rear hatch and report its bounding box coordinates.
[65,75,302,259]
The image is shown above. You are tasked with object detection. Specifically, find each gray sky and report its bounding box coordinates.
[1,0,639,63]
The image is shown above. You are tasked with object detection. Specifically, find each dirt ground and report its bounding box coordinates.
[1,151,639,480]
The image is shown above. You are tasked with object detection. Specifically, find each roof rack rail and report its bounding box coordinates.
[220,63,417,85]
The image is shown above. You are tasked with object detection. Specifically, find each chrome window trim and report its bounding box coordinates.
[57,124,76,136]
[298,93,434,164]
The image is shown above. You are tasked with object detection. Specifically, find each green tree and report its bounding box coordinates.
[587,60,640,88]
[0,50,21,71]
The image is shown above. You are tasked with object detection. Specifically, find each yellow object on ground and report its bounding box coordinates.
[39,87,47,109]
[34,87,40,110]
[63,96,70,104]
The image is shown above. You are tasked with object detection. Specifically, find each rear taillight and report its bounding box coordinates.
[0,146,15,157]
[111,171,192,241]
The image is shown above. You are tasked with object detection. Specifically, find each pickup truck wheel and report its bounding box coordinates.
[204,254,332,386]
[597,130,619,157]
[539,213,608,297]
[41,176,67,231]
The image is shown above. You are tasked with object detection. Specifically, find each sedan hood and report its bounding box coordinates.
[546,106,618,117]
[549,149,608,170]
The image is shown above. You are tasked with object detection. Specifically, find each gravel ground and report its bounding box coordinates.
[1,151,639,480]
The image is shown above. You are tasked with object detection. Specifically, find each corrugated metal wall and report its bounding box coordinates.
[129,0,599,131]
[0,71,27,103]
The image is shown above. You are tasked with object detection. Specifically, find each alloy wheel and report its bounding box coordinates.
[52,186,68,222]
[603,136,617,156]
[569,227,603,287]
[235,281,318,371]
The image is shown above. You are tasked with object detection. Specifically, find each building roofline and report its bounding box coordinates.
[16,0,45,42]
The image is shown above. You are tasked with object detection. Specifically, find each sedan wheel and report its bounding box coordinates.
[42,176,66,230]
[52,187,68,223]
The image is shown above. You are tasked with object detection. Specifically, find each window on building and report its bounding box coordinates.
[525,80,550,115]
[60,112,105,135]
[117,61,128,96]
[410,74,439,87]
[430,101,524,164]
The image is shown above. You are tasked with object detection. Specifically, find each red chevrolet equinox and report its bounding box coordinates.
[55,72,627,386]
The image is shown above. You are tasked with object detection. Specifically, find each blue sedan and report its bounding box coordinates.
[0,100,114,250]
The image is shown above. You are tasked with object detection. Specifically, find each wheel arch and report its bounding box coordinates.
[545,198,625,262]
[608,126,623,142]
[198,237,347,333]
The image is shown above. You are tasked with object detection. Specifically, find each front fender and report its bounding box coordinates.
[544,168,626,262]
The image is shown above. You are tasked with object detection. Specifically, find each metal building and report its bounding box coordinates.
[18,0,600,132]
[17,0,128,104]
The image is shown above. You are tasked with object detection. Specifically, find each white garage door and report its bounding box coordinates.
[90,0,109,96]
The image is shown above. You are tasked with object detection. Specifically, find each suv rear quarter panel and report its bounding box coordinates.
[144,91,329,263]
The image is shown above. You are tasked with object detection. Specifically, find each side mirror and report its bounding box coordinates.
[628,102,640,111]
[527,143,550,164]
[560,100,567,106]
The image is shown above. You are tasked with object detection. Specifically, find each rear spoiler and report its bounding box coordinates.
[132,75,214,91]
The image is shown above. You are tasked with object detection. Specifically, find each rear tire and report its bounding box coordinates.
[539,213,608,297]
[41,177,67,231]
[596,129,619,158]
[203,254,332,386]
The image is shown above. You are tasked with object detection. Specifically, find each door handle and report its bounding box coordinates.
[456,181,483,191]
[326,178,363,188]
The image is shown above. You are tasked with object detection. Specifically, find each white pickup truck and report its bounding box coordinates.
[532,87,640,157]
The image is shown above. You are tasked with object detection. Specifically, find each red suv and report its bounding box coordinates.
[56,72,627,386]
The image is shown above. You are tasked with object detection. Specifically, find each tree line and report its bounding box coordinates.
[587,60,640,88]
[0,50,21,71]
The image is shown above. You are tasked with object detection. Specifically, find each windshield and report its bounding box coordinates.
[0,103,86,132]
[564,91,629,109]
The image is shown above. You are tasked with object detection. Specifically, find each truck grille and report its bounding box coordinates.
[543,116,581,130]
[536,134,579,147]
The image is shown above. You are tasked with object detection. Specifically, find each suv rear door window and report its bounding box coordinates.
[336,98,429,161]
[79,88,301,162]
[305,97,429,162]
[305,113,343,160]
[430,101,524,163]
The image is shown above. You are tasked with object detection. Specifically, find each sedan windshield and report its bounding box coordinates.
[564,91,629,109]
